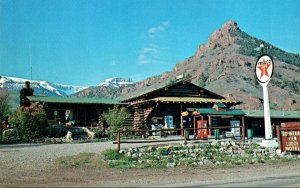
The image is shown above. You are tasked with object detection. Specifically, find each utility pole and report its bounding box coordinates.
[29,44,33,81]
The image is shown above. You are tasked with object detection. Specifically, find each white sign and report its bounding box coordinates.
[255,55,274,84]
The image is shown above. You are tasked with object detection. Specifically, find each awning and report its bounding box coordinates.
[188,108,245,116]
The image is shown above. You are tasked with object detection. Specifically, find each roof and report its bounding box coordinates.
[118,79,225,102]
[151,97,241,104]
[27,96,123,105]
[190,108,245,116]
[214,103,227,108]
[243,110,300,119]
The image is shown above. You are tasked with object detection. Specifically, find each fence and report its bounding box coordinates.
[114,126,245,151]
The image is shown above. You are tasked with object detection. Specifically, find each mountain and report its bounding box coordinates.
[73,77,134,98]
[98,77,134,88]
[73,20,300,110]
[0,76,87,97]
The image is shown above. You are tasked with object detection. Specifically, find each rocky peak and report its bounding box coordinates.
[221,20,238,31]
[194,20,239,59]
[98,77,134,88]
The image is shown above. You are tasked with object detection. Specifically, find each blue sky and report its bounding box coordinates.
[0,0,299,86]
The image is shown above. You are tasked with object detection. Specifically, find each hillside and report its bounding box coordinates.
[74,21,300,110]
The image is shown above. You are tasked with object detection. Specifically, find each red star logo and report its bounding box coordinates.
[257,59,271,79]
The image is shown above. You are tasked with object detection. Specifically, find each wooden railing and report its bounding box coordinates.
[114,126,245,151]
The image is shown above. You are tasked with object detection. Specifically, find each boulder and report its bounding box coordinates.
[126,152,132,157]
[276,149,282,156]
[167,162,176,168]
[62,131,73,143]
[82,127,95,139]
[203,159,213,165]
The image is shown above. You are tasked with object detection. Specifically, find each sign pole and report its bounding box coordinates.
[255,54,277,147]
[261,82,272,139]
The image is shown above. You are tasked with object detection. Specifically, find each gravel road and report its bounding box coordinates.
[0,142,114,170]
[0,140,183,170]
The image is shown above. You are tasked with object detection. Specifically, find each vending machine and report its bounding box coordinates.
[197,120,208,140]
[230,120,241,137]
[164,115,174,128]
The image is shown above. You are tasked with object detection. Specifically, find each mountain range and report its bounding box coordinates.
[0,76,135,97]
[73,20,300,110]
[0,76,87,96]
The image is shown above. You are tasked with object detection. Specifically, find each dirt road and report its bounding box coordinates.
[1,142,299,187]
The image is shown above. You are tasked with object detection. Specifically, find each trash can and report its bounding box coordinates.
[214,129,220,139]
[185,130,189,140]
[151,125,156,136]
[247,129,253,139]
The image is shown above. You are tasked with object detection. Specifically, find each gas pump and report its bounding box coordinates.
[197,120,208,140]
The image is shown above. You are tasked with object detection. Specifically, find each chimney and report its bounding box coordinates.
[25,81,30,89]
[20,81,34,107]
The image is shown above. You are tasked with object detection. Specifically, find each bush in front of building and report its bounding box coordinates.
[0,88,11,128]
[1,129,21,144]
[8,103,48,142]
[101,106,130,139]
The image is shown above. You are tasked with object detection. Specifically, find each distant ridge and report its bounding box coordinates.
[0,75,87,97]
[98,77,134,88]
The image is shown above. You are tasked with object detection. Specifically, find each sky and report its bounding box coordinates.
[0,0,299,86]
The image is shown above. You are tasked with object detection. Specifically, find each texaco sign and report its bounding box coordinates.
[255,54,274,84]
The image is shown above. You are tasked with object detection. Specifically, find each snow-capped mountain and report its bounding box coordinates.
[98,77,134,88]
[0,76,87,96]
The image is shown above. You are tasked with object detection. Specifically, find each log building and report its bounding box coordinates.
[19,79,300,138]
[118,79,244,134]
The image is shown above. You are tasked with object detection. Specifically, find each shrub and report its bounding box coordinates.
[0,88,10,123]
[8,103,47,142]
[91,127,105,138]
[198,67,209,87]
[1,129,21,143]
[102,106,130,138]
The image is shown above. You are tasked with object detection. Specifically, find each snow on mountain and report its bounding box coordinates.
[0,76,87,96]
[98,77,134,88]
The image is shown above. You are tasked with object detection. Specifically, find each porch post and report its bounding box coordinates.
[208,115,212,136]
[76,106,79,126]
[276,125,282,150]
[84,107,87,126]
[180,104,183,137]
[183,128,187,145]
[193,116,196,138]
[117,131,121,151]
[242,116,245,143]
[181,115,183,137]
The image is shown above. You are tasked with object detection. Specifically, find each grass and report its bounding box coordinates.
[57,152,107,168]
[102,149,168,169]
